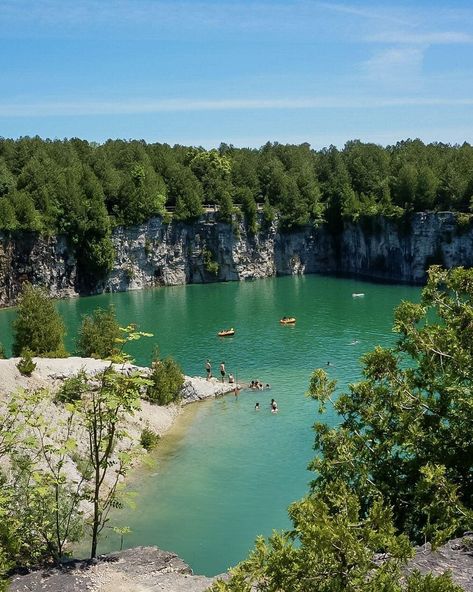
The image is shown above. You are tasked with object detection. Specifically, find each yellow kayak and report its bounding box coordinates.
[280,317,296,325]
[218,328,235,337]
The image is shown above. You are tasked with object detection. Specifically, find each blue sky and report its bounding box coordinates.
[1,0,473,148]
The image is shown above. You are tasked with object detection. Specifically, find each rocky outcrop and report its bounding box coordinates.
[407,536,473,591]
[0,212,472,307]
[336,213,473,283]
[104,212,473,290]
[9,536,473,592]
[0,232,76,307]
[8,546,222,592]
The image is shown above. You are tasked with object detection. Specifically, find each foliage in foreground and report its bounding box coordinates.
[308,266,473,546]
[12,283,67,357]
[213,266,473,591]
[0,324,153,591]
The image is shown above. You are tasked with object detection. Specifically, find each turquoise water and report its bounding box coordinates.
[0,276,420,575]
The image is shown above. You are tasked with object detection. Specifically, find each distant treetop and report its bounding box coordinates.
[1,137,473,274]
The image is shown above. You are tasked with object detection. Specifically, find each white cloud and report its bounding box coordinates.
[316,1,410,26]
[361,47,425,85]
[366,30,473,45]
[2,96,473,117]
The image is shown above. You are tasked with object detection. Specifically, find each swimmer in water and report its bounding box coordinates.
[255,402,260,410]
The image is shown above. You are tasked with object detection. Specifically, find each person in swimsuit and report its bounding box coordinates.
[205,359,212,380]
[220,361,226,382]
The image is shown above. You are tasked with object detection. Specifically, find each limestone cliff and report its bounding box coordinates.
[0,212,472,307]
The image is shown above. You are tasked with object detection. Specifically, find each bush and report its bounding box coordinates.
[203,248,219,276]
[12,283,67,357]
[455,212,472,227]
[0,343,6,359]
[16,349,36,376]
[55,371,88,404]
[76,306,121,359]
[147,355,184,406]
[140,427,160,451]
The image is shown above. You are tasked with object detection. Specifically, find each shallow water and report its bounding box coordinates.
[0,275,420,575]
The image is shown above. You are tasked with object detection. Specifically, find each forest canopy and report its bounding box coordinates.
[1,136,473,277]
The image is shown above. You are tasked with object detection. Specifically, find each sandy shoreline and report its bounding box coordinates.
[0,356,238,440]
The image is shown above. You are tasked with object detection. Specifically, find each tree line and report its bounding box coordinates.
[1,137,473,280]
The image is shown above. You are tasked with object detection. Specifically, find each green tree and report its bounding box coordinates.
[213,483,465,591]
[12,392,85,563]
[12,283,66,357]
[308,266,473,545]
[76,306,121,359]
[147,352,184,406]
[236,187,258,234]
[0,388,75,583]
[80,325,152,558]
[12,190,43,231]
[190,150,234,215]
[0,197,18,231]
[167,165,204,221]
[393,163,418,208]
[416,166,438,210]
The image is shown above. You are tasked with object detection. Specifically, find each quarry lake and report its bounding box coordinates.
[0,275,420,575]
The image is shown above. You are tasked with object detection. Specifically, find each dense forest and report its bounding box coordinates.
[1,136,473,280]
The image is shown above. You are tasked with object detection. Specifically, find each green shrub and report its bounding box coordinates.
[455,212,472,227]
[0,343,6,359]
[16,349,36,376]
[203,248,219,276]
[76,306,121,359]
[140,427,160,451]
[261,198,275,230]
[144,238,153,256]
[55,371,88,404]
[162,211,173,224]
[12,283,67,357]
[124,266,135,282]
[147,355,184,406]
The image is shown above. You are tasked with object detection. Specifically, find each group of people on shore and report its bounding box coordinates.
[205,359,277,411]
[205,360,268,390]
[205,359,234,383]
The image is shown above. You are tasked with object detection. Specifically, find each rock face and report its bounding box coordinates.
[8,546,221,592]
[0,232,76,307]
[407,537,473,591]
[9,537,473,591]
[1,212,473,307]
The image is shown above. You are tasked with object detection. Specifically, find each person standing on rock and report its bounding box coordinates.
[220,361,226,382]
[205,359,212,380]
